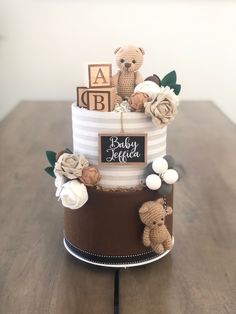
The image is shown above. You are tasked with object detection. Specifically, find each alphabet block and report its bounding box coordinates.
[88,64,112,88]
[77,87,116,112]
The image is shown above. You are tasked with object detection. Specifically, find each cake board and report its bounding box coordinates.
[63,237,174,268]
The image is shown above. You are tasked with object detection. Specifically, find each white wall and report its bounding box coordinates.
[1,0,236,123]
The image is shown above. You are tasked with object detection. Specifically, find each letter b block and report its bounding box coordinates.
[88,64,112,88]
[77,87,116,112]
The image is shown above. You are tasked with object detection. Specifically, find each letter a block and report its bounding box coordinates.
[88,64,112,88]
[77,87,116,112]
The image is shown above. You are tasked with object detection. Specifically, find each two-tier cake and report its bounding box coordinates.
[45,45,181,267]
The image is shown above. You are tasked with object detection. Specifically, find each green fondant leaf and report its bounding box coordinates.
[168,83,181,95]
[173,84,181,95]
[46,150,56,167]
[161,71,177,86]
[44,166,56,178]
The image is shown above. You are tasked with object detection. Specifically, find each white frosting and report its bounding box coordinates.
[72,103,167,188]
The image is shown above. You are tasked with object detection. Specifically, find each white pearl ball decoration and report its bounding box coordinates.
[163,169,179,184]
[152,158,168,174]
[146,174,162,190]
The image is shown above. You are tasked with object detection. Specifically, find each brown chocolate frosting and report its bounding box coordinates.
[64,187,173,257]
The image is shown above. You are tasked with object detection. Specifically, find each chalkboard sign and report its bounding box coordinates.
[99,133,147,165]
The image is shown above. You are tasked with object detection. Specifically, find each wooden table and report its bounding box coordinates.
[0,101,235,314]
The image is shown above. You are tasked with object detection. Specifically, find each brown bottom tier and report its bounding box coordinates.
[64,187,173,266]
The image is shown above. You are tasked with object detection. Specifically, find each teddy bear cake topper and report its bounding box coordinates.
[112,45,145,99]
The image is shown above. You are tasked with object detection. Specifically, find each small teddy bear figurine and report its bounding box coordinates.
[112,45,145,99]
[139,198,173,254]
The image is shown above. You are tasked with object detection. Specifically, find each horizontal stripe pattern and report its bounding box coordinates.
[72,103,167,188]
[73,139,166,155]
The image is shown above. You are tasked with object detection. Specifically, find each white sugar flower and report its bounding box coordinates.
[134,81,160,101]
[60,180,88,210]
[55,173,66,197]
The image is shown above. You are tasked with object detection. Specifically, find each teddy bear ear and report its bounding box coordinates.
[114,47,121,54]
[156,198,164,205]
[139,203,150,214]
[139,201,157,214]
[139,47,145,55]
[166,206,173,215]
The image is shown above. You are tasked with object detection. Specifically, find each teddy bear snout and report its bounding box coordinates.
[158,217,165,226]
[125,62,131,69]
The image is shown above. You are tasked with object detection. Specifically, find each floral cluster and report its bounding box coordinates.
[45,150,101,210]
[116,71,181,128]
[145,155,179,196]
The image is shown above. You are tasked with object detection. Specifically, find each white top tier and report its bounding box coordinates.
[72,102,167,188]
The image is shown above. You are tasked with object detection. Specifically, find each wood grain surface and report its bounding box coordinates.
[0,101,235,314]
